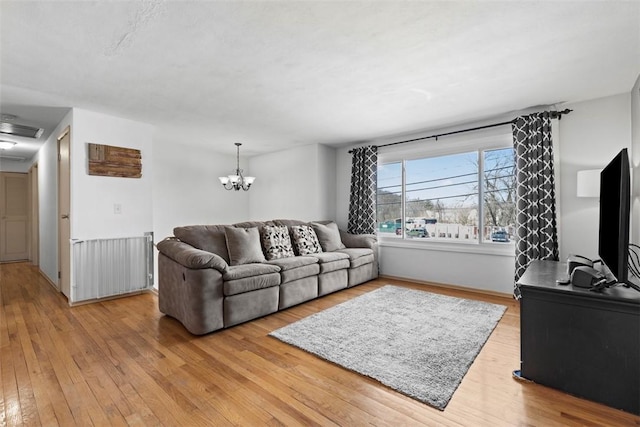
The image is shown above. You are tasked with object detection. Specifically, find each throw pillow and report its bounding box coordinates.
[291,225,323,255]
[262,225,295,260]
[224,227,266,266]
[311,222,346,252]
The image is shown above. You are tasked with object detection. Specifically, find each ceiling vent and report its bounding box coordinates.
[0,154,27,161]
[0,121,44,138]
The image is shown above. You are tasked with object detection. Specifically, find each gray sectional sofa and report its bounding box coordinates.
[156,219,378,335]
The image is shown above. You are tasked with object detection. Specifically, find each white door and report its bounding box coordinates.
[58,128,71,297]
[0,172,29,262]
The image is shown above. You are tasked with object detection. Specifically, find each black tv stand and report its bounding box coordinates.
[517,260,640,415]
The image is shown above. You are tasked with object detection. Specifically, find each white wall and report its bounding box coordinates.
[558,92,633,261]
[632,74,640,245]
[71,109,154,240]
[248,143,336,221]
[152,136,250,243]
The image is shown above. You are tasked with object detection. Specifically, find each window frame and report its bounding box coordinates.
[376,126,515,257]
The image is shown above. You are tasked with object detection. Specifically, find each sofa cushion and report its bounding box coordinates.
[265,256,318,270]
[311,252,351,273]
[311,222,346,252]
[262,225,295,260]
[225,227,266,266]
[223,263,281,281]
[223,273,281,297]
[174,225,230,263]
[267,256,320,283]
[311,252,350,263]
[291,225,323,255]
[336,248,375,268]
[280,264,320,284]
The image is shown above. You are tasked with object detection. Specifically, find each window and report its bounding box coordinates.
[376,136,515,246]
[483,147,516,243]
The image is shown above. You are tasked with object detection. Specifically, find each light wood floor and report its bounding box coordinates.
[1,262,639,426]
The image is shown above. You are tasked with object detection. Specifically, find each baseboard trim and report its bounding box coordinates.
[379,274,513,299]
[68,289,153,307]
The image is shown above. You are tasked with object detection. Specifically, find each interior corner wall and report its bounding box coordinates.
[631,74,640,245]
[558,92,633,262]
[248,143,336,221]
[33,109,73,286]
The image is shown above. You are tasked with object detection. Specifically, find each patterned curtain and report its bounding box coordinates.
[513,111,559,297]
[348,145,378,234]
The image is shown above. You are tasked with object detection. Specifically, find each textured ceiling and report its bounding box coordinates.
[1,1,639,160]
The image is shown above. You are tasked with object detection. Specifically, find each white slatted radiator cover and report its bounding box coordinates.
[72,233,153,303]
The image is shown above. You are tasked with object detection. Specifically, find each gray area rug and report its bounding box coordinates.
[269,285,506,410]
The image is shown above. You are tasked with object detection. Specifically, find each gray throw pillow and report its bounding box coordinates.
[311,222,346,252]
[224,227,266,266]
[291,225,323,255]
[262,225,295,260]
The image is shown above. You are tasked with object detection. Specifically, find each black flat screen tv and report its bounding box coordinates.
[598,148,637,289]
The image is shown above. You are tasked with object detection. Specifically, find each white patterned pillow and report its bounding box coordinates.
[291,225,323,255]
[262,225,295,260]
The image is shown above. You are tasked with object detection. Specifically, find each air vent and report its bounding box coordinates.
[0,154,27,161]
[0,122,44,138]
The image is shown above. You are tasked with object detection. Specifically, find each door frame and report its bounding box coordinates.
[29,163,39,265]
[58,126,71,297]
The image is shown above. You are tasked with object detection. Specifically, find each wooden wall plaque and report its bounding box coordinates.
[88,143,142,178]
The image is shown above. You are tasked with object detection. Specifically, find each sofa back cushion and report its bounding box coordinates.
[224,227,267,266]
[311,222,346,252]
[174,225,230,263]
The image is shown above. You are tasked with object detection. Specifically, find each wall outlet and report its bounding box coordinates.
[114,203,122,214]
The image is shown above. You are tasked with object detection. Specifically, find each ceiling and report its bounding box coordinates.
[1,1,639,161]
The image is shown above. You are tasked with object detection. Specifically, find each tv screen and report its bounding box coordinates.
[598,148,630,285]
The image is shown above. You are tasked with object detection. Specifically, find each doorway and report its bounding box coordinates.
[0,172,29,262]
[58,127,71,297]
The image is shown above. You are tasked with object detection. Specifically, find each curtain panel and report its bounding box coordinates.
[513,112,559,297]
[347,146,378,234]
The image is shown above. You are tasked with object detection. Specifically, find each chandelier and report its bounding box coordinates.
[218,143,256,191]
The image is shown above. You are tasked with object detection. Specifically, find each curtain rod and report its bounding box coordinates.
[348,109,573,153]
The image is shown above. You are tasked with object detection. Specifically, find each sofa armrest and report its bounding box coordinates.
[339,230,377,250]
[157,237,228,273]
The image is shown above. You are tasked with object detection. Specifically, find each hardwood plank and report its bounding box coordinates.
[1,262,639,426]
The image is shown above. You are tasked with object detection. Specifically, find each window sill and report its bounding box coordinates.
[378,237,515,257]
